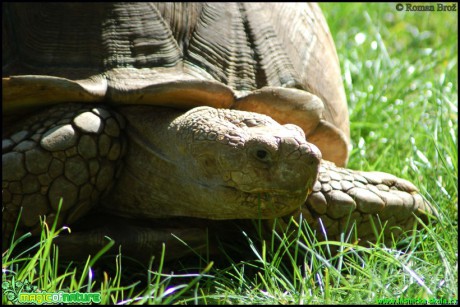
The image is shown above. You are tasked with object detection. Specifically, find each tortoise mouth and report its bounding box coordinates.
[222,175,315,197]
[221,185,309,219]
[223,185,306,197]
[250,189,295,196]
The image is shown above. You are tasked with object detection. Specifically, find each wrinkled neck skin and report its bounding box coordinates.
[105,106,321,220]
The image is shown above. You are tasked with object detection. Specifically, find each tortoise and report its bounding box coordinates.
[2,3,436,260]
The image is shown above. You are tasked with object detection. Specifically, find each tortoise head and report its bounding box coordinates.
[112,106,321,220]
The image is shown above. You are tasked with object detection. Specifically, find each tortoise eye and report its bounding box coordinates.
[248,144,273,164]
[254,149,273,163]
[256,149,268,160]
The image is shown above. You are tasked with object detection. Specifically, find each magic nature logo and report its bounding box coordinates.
[2,277,101,304]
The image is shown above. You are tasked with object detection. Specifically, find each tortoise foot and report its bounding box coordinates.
[299,161,437,245]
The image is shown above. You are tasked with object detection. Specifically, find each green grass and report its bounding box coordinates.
[3,3,458,304]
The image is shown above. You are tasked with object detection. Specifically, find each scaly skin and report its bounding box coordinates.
[104,105,320,220]
[2,104,435,257]
[2,104,126,245]
[295,161,435,246]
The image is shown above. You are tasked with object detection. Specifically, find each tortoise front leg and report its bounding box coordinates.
[2,103,126,247]
[299,161,436,244]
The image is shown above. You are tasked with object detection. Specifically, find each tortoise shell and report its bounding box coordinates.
[2,2,349,165]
